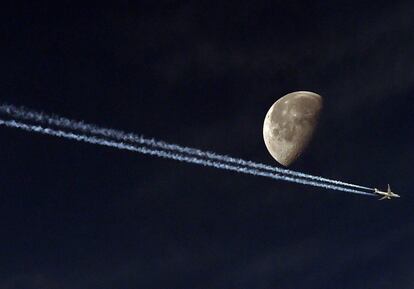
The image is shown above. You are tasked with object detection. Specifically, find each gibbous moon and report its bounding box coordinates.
[263,91,323,166]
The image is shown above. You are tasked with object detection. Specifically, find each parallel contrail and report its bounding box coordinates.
[0,104,373,191]
[0,118,375,196]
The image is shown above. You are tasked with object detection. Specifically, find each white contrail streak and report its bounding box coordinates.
[0,118,375,197]
[0,104,373,191]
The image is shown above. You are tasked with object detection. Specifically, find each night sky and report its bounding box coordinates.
[1,1,414,288]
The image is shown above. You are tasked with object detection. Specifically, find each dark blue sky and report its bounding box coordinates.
[1,1,414,288]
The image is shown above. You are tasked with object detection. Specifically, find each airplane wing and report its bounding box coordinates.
[379,196,388,200]
[387,184,391,192]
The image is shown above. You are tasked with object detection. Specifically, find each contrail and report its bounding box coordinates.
[0,118,375,196]
[0,104,373,191]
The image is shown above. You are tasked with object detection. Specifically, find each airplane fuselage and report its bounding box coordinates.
[374,186,400,200]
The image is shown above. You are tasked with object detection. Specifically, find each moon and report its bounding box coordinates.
[263,91,323,166]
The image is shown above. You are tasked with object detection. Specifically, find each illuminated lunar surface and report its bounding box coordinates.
[263,91,323,166]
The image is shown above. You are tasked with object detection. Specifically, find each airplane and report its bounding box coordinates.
[374,184,400,200]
